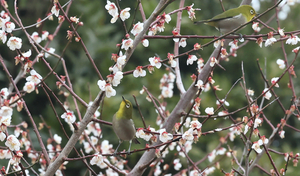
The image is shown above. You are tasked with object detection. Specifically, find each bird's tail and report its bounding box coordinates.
[193,20,207,25]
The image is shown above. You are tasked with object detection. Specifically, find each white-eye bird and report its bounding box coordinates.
[194,5,257,34]
[112,96,140,155]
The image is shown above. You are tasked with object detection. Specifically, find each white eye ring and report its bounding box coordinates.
[126,104,130,108]
[250,10,254,14]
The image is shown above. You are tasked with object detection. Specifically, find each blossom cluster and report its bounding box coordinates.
[98,1,152,98]
[0,11,21,50]
[148,12,171,36]
[0,87,28,173]
[159,72,176,98]
[23,69,43,93]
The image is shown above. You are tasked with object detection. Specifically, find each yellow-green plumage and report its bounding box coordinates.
[194,5,257,34]
[112,96,139,155]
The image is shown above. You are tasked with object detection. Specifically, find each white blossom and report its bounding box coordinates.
[7,36,22,51]
[61,110,76,124]
[120,8,130,21]
[159,128,173,142]
[5,135,21,151]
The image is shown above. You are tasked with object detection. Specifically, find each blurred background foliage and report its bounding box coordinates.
[1,0,300,175]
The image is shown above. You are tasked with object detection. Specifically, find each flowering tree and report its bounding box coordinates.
[0,0,300,175]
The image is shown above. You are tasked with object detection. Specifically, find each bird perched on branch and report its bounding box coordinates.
[112,96,140,155]
[194,5,257,34]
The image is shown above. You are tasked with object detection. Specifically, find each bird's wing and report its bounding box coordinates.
[208,8,242,22]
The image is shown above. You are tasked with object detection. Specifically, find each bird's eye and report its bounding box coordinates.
[250,10,254,14]
[126,104,130,108]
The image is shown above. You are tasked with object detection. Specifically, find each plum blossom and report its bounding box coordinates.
[120,8,130,21]
[4,21,15,33]
[265,32,277,47]
[263,88,272,100]
[121,38,133,50]
[173,158,182,170]
[0,15,9,29]
[278,27,285,37]
[195,80,204,90]
[105,1,118,17]
[23,81,35,93]
[271,77,279,87]
[61,110,76,124]
[167,53,176,67]
[190,120,202,129]
[105,1,119,23]
[182,128,194,141]
[0,106,12,118]
[292,46,300,54]
[279,130,285,138]
[0,87,9,99]
[97,80,106,91]
[0,29,7,43]
[45,47,55,58]
[252,22,261,32]
[97,80,116,98]
[214,40,222,48]
[159,73,175,99]
[205,107,214,115]
[254,118,262,128]
[187,3,196,20]
[186,55,197,65]
[51,4,60,17]
[229,40,239,56]
[5,135,21,151]
[276,59,286,69]
[208,150,216,162]
[136,127,154,141]
[7,36,22,50]
[42,31,49,40]
[149,56,162,69]
[248,89,254,96]
[258,135,269,145]
[31,32,42,44]
[109,71,123,86]
[0,113,11,128]
[117,55,126,67]
[26,70,42,84]
[133,66,146,78]
[210,57,218,67]
[165,14,171,23]
[142,39,149,47]
[131,22,144,36]
[220,48,228,58]
[197,58,204,71]
[161,86,173,98]
[53,134,62,144]
[179,38,187,47]
[216,147,226,155]
[136,128,148,140]
[0,132,6,141]
[286,35,300,45]
[101,140,112,154]
[203,167,216,175]
[252,141,262,153]
[256,37,263,48]
[90,153,104,167]
[216,99,230,106]
[159,128,173,142]
[9,150,23,165]
[192,98,201,115]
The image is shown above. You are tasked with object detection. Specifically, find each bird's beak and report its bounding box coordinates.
[122,96,126,102]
